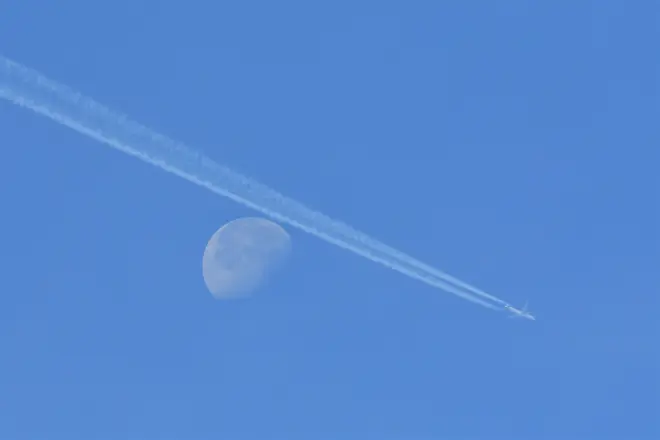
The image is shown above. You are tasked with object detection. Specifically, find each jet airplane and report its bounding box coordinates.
[504,302,536,320]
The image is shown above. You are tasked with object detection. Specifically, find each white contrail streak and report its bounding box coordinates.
[0,54,508,311]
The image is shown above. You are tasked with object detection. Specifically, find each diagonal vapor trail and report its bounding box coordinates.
[0,54,509,311]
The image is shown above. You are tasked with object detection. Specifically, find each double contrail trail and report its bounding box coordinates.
[0,54,509,311]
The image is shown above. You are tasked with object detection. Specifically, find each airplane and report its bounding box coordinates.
[504,302,536,320]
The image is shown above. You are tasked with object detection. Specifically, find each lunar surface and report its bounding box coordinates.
[202,217,292,299]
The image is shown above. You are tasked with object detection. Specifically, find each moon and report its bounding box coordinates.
[202,217,292,299]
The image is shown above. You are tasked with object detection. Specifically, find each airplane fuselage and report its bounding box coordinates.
[505,305,536,320]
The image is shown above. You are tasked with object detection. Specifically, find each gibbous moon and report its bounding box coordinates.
[202,217,291,299]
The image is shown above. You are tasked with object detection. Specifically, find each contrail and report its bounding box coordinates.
[0,54,508,311]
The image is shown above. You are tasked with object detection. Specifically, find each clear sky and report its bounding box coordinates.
[1,1,657,439]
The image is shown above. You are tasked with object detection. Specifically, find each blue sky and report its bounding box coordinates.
[1,1,657,438]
